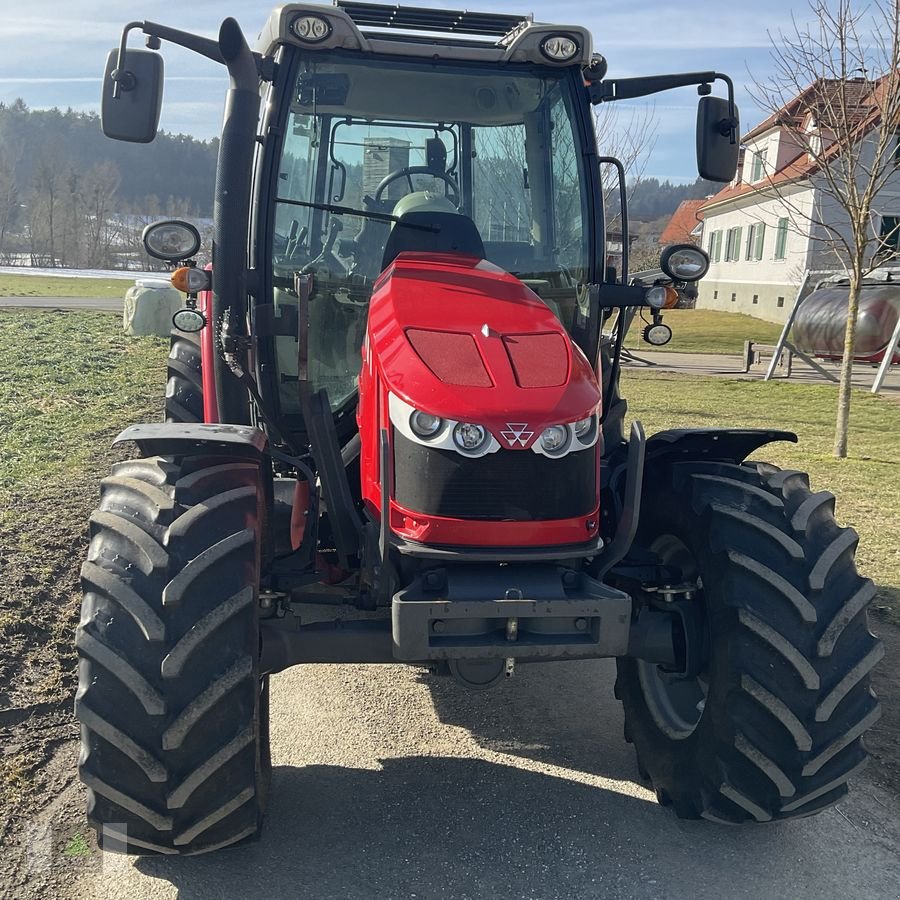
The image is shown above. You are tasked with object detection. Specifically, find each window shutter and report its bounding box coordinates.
[755,223,766,260]
[774,218,788,259]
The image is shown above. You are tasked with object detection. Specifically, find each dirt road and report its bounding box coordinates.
[73,658,899,900]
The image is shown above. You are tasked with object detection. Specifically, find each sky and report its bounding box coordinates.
[0,0,811,182]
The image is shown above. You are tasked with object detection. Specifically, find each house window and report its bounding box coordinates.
[774,218,788,259]
[725,226,743,261]
[731,292,736,302]
[751,148,766,181]
[744,223,766,261]
[777,296,785,308]
[713,290,718,299]
[752,294,759,304]
[715,230,723,262]
[709,229,723,263]
[754,222,766,259]
[879,215,900,258]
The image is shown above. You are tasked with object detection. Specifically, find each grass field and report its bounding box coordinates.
[623,308,784,355]
[0,310,165,703]
[0,306,894,620]
[621,367,900,618]
[0,274,135,298]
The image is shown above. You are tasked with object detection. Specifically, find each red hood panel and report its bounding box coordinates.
[407,328,493,387]
[367,253,600,437]
[503,332,569,387]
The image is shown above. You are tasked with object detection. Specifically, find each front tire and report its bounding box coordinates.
[76,454,270,854]
[165,331,203,423]
[616,460,882,822]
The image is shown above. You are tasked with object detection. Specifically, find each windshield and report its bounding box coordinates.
[268,52,594,415]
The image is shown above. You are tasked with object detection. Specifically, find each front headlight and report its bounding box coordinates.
[573,416,593,439]
[540,424,570,455]
[410,410,443,439]
[453,422,488,452]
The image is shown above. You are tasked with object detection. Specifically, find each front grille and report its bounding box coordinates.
[392,430,596,521]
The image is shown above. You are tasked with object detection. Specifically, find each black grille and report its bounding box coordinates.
[336,2,529,37]
[392,430,597,521]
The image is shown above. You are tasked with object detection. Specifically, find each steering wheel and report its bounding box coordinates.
[373,166,460,208]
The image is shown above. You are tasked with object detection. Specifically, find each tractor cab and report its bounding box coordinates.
[262,15,601,438]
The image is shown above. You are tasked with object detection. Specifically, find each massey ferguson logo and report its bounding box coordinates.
[500,423,533,447]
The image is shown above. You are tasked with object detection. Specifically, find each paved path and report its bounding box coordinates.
[77,659,899,900]
[623,349,900,393]
[0,296,123,312]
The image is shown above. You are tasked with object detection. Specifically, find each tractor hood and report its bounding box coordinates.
[366,253,600,449]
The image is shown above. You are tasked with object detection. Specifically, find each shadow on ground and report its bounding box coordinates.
[419,659,637,780]
[132,756,898,900]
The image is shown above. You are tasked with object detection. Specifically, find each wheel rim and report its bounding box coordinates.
[636,534,708,741]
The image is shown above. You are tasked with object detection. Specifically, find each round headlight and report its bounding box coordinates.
[646,285,668,309]
[659,244,710,282]
[141,219,201,262]
[453,422,488,452]
[172,308,206,333]
[410,410,443,438]
[291,14,332,42]
[573,416,593,439]
[540,35,579,62]
[540,424,569,454]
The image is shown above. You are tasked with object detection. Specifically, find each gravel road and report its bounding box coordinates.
[77,658,900,900]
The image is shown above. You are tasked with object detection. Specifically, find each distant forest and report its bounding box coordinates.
[0,100,712,269]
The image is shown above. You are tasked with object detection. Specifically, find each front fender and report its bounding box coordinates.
[644,428,796,466]
[112,422,268,459]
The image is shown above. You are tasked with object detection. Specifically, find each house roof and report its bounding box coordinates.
[742,78,872,143]
[700,76,889,214]
[658,199,706,244]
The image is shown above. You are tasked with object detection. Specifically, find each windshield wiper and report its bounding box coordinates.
[275,197,438,232]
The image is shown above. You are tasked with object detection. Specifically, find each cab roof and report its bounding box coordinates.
[256,1,593,67]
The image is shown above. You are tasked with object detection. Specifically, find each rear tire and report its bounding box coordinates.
[165,331,203,423]
[76,454,270,854]
[616,460,882,822]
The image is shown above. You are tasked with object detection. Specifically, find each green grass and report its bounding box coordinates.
[621,368,900,621]
[0,274,136,298]
[623,308,784,355]
[0,310,166,535]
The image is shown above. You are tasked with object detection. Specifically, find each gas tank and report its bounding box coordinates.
[793,283,900,363]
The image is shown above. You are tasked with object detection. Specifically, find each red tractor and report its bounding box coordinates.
[78,1,882,855]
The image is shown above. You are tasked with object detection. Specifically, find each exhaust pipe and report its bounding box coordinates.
[211,17,258,424]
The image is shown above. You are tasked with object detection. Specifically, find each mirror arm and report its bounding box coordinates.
[110,19,274,102]
[590,71,738,145]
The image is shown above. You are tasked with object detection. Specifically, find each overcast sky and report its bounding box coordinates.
[0,0,806,181]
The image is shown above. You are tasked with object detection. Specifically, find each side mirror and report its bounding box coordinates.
[696,96,739,182]
[101,48,163,143]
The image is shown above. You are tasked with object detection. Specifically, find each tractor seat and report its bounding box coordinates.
[381,211,485,271]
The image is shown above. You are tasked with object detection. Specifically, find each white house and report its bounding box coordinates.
[697,78,900,324]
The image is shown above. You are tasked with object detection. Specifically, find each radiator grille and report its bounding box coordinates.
[392,430,596,521]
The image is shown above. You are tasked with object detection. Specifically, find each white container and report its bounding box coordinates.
[123,279,183,337]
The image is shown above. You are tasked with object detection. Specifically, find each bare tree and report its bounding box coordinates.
[752,0,900,457]
[594,102,658,230]
[0,147,20,262]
